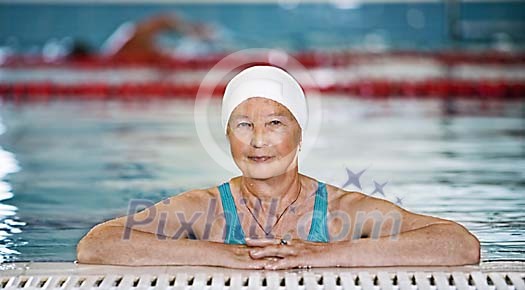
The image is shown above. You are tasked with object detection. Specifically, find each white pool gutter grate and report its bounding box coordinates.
[0,270,524,290]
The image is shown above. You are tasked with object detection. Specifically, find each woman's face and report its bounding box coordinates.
[227,97,302,179]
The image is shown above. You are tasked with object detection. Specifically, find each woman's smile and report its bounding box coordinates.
[247,155,275,163]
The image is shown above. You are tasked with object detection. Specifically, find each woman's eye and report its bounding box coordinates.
[269,120,282,126]
[238,122,252,128]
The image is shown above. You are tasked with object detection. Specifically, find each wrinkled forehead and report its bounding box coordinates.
[229,97,295,120]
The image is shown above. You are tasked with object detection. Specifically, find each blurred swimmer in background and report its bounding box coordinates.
[100,13,215,62]
[57,12,215,62]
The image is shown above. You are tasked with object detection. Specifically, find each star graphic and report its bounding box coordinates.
[342,167,366,190]
[394,196,404,205]
[289,206,297,214]
[370,181,388,197]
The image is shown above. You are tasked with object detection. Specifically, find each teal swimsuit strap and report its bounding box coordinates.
[218,180,329,244]
[307,181,330,242]
[218,182,246,244]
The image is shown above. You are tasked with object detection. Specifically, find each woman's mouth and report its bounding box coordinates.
[248,156,274,163]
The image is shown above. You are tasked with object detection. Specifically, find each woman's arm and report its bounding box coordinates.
[76,189,268,269]
[329,221,479,267]
[248,194,480,269]
[249,221,479,270]
[77,221,267,269]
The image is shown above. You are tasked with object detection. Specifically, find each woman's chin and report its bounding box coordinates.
[243,165,282,179]
[244,171,276,180]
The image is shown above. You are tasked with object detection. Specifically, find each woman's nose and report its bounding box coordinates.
[250,126,268,148]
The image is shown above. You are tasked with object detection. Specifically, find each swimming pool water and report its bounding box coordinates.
[0,97,523,263]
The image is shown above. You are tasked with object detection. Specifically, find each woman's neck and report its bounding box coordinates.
[237,169,303,215]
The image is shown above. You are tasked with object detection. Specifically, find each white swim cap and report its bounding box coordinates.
[221,65,308,135]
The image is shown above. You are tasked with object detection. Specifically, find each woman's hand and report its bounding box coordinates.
[245,238,330,270]
[220,244,281,270]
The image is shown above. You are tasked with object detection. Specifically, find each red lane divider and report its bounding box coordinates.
[1,80,523,101]
[2,50,524,70]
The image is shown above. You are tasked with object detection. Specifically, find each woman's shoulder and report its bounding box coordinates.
[298,174,364,203]
[162,183,225,211]
[321,180,406,213]
[172,184,223,201]
[170,178,238,201]
[316,179,368,210]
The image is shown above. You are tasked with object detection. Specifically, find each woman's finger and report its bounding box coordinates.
[249,245,296,259]
[264,256,301,270]
[243,259,268,270]
[245,238,280,247]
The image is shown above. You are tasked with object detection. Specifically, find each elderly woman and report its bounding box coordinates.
[77,66,480,269]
